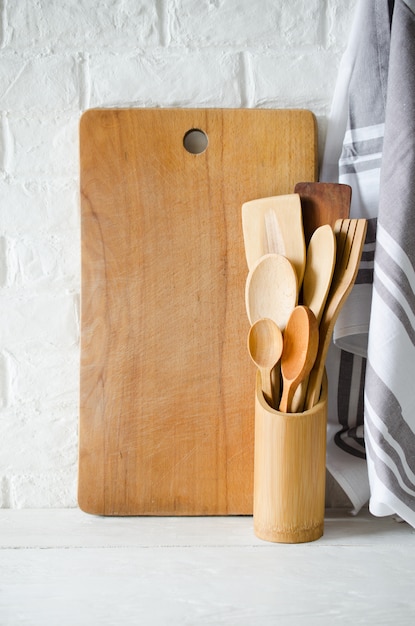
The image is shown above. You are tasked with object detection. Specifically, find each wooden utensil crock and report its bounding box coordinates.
[253,370,328,543]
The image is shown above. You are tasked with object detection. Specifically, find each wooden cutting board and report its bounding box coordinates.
[79,108,317,515]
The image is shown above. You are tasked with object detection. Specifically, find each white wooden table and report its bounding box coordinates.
[1,508,414,625]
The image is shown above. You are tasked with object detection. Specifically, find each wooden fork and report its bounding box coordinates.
[304,219,367,410]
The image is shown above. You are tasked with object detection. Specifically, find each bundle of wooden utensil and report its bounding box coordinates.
[242,182,367,413]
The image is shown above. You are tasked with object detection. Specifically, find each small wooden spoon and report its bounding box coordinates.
[245,253,298,331]
[248,318,283,408]
[279,306,319,413]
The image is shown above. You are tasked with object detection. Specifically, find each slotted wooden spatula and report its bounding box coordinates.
[242,194,306,288]
[294,182,351,246]
[304,218,367,410]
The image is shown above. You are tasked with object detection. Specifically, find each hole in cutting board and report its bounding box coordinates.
[183,129,208,154]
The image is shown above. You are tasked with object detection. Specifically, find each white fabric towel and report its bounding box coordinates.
[321,0,415,527]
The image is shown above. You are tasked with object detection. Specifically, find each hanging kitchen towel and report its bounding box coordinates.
[320,0,392,512]
[321,0,415,527]
[334,0,393,357]
[365,0,415,527]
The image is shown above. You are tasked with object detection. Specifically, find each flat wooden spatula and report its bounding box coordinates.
[242,194,306,289]
[294,182,352,246]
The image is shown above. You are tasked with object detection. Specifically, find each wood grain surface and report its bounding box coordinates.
[294,181,351,245]
[79,108,317,515]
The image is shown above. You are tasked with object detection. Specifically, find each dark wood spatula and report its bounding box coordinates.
[294,182,352,246]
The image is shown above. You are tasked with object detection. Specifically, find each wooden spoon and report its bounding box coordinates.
[242,194,306,287]
[290,224,336,412]
[304,219,368,410]
[248,318,283,409]
[245,253,298,331]
[302,224,336,324]
[294,182,351,246]
[279,306,319,413]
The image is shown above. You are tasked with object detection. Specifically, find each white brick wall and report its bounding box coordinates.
[0,0,358,508]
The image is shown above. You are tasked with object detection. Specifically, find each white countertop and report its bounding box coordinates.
[1,508,414,625]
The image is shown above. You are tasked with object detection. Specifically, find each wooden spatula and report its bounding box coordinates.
[304,218,367,410]
[294,182,351,246]
[242,194,306,288]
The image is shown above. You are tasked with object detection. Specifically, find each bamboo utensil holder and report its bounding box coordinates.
[253,370,328,543]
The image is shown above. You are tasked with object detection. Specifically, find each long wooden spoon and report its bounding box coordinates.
[242,194,306,288]
[304,218,368,410]
[248,318,283,408]
[294,182,351,246]
[245,253,298,331]
[290,224,336,412]
[279,306,319,413]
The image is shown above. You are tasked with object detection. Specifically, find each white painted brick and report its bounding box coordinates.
[0,53,80,112]
[14,349,78,412]
[88,49,243,108]
[0,337,79,414]
[0,179,79,235]
[1,405,77,471]
[0,345,78,414]
[0,477,11,508]
[0,291,79,350]
[5,113,79,179]
[4,0,159,51]
[0,351,16,409]
[169,0,324,48]
[0,237,7,288]
[327,0,359,49]
[0,114,7,171]
[3,234,79,289]
[9,469,77,508]
[248,49,341,113]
